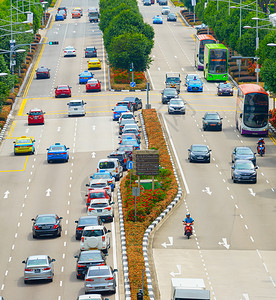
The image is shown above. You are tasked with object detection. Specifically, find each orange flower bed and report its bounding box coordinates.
[120,108,178,299]
[270,109,276,128]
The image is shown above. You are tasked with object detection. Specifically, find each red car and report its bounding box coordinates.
[55,85,72,98]
[86,78,101,92]
[27,108,45,125]
[85,189,109,207]
[119,133,138,144]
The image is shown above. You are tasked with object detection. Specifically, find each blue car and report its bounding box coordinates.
[153,15,163,24]
[79,71,94,84]
[47,143,69,163]
[120,137,140,150]
[55,13,64,21]
[187,79,203,92]
[90,170,115,191]
[112,106,129,121]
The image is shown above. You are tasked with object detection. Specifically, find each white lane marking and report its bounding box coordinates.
[15,233,17,238]
[61,266,64,272]
[250,236,254,242]
[240,214,243,219]
[60,281,62,287]
[256,249,262,259]
[65,230,67,235]
[1,284,4,290]
[5,270,8,276]
[231,195,234,199]
[64,242,66,247]
[67,210,69,214]
[146,69,155,91]
[17,222,20,227]
[66,220,68,224]
[3,191,10,198]
[12,245,15,250]
[62,253,65,259]
[235,204,238,209]
[9,257,12,262]
[263,262,268,273]
[162,114,190,194]
[245,225,248,230]
[227,187,230,190]
[111,219,119,300]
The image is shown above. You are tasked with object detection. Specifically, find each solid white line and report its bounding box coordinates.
[111,220,119,300]
[162,114,190,194]
[256,249,262,259]
[146,69,155,91]
[1,284,4,290]
[250,236,254,242]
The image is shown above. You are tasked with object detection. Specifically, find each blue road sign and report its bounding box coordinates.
[127,161,134,170]
[130,82,136,88]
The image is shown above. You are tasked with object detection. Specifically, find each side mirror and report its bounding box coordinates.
[255,166,259,169]
[46,148,49,150]
[84,102,87,104]
[31,218,35,221]
[220,118,223,120]
[231,166,234,169]
[85,194,88,196]
[113,269,118,272]
[240,113,242,118]
[51,258,56,262]
[67,103,69,105]
[22,260,26,264]
[59,217,63,220]
[110,202,115,205]
[74,255,78,258]
[33,140,35,142]
[107,230,111,233]
[66,147,70,149]
[188,149,191,151]
[112,109,114,111]
[75,220,78,223]
[27,113,29,115]
[86,184,89,187]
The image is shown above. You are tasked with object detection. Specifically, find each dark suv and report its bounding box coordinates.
[85,46,97,58]
[123,97,142,111]
[161,88,178,104]
[108,151,129,171]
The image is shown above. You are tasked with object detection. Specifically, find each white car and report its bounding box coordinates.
[119,112,135,123]
[87,199,114,222]
[67,99,86,116]
[86,178,112,196]
[77,295,106,300]
[161,6,170,15]
[80,225,111,253]
[64,46,76,57]
[168,98,186,114]
[97,158,123,181]
[122,123,140,133]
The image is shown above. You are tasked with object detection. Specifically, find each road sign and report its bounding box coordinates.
[130,82,136,87]
[133,150,159,176]
[127,161,133,170]
[132,187,140,197]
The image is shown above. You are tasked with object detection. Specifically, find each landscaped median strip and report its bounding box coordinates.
[118,109,182,299]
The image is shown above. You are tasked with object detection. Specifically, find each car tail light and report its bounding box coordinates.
[124,158,126,163]
[99,263,105,266]
[97,168,99,172]
[60,152,67,155]
[102,236,105,242]
[86,278,94,281]
[116,167,118,173]
[104,207,111,211]
[34,225,39,230]
[88,207,95,211]
[85,51,88,54]
[78,264,85,268]
[81,237,84,242]
[25,268,32,272]
[43,267,51,271]
[48,153,54,155]
[77,227,83,231]
[105,277,114,281]
[53,224,58,229]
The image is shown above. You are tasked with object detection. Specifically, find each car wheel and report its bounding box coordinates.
[24,280,28,284]
[57,230,61,237]
[207,159,210,163]
[253,178,257,184]
[49,278,53,282]
[103,248,108,254]
[76,275,82,279]
[33,233,37,239]
[203,127,206,131]
[115,174,120,181]
[48,160,51,163]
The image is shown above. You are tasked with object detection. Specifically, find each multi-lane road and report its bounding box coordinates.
[0,0,276,299]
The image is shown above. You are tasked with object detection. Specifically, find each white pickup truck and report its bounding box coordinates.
[171,278,210,300]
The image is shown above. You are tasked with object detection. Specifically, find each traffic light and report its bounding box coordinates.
[49,41,59,45]
[130,62,134,72]
[137,290,143,300]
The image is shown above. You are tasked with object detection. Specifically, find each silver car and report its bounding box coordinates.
[84,265,117,294]
[77,294,108,300]
[22,255,55,283]
[161,6,170,15]
[168,98,186,114]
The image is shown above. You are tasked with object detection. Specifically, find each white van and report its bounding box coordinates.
[97,158,123,181]
[67,100,86,116]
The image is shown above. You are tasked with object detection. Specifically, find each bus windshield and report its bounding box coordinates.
[199,39,215,64]
[209,49,227,74]
[243,93,269,128]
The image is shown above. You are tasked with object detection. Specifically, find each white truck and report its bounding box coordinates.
[171,278,210,300]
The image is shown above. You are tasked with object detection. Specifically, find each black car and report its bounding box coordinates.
[217,82,233,96]
[108,150,130,171]
[84,46,97,58]
[36,67,50,79]
[232,147,256,165]
[167,13,177,21]
[32,214,63,238]
[123,97,143,111]
[202,112,223,131]
[144,0,151,5]
[231,160,258,183]
[161,88,178,104]
[75,216,102,240]
[75,250,106,279]
[188,144,211,163]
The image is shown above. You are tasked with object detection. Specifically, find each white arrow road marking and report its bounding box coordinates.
[92,125,96,130]
[248,188,256,196]
[240,293,250,300]
[202,187,212,195]
[91,152,96,158]
[161,237,173,248]
[170,265,181,277]
[46,188,51,197]
[218,238,230,249]
[57,127,61,132]
[3,191,10,198]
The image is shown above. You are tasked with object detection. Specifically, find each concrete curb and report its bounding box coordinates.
[178,10,191,27]
[109,89,147,92]
[140,112,182,300]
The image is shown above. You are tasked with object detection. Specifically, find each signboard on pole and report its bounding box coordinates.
[133,150,159,176]
[191,0,196,6]
[27,12,33,24]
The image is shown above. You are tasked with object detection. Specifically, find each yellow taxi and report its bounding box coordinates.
[14,136,35,155]
[73,7,83,16]
[88,58,101,70]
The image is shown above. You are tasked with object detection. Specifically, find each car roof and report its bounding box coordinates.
[87,265,110,271]
[29,108,42,112]
[69,99,83,103]
[90,198,110,204]
[98,158,119,163]
[37,66,49,71]
[235,146,252,150]
[78,295,103,300]
[27,255,48,260]
[57,84,69,88]
[37,214,57,218]
[83,225,105,230]
[109,150,125,155]
[191,144,208,147]
[87,78,99,83]
[79,215,100,220]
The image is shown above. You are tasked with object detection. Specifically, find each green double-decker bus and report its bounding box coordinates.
[204,44,228,81]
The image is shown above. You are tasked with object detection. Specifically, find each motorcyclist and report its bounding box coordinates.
[183,213,194,226]
[257,138,265,154]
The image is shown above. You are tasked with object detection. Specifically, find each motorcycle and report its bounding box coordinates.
[184,223,193,239]
[257,143,265,156]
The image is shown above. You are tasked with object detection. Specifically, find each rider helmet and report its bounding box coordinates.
[186,213,190,216]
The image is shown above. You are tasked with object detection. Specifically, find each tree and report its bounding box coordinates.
[260,59,276,93]
[0,56,16,106]
[108,32,154,71]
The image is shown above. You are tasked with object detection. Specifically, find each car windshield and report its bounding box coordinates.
[16,139,32,144]
[191,80,201,85]
[81,72,91,77]
[124,129,138,134]
[36,216,56,224]
[93,174,110,179]
[66,47,74,50]
[27,258,48,266]
[89,192,106,199]
[90,202,108,208]
[29,111,42,115]
[88,268,110,276]
[86,47,96,51]
[122,140,136,146]
[163,6,169,9]
[121,119,136,125]
[57,86,68,90]
[235,162,254,170]
[168,13,176,16]
[205,114,220,120]
[192,145,208,152]
[99,162,115,169]
[83,229,104,237]
[236,148,252,155]
[79,217,98,225]
[187,75,197,80]
[115,106,127,112]
[118,146,133,151]
[220,83,231,88]
[50,146,64,151]
[79,252,102,261]
[122,114,133,119]
[164,89,177,96]
[170,100,183,105]
[69,102,82,106]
